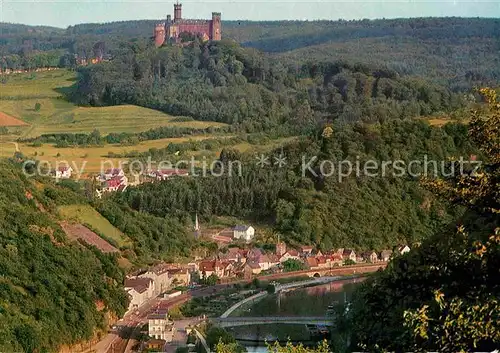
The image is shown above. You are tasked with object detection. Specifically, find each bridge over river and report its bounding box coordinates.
[213,316,334,328]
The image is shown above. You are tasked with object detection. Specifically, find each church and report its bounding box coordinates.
[154,3,221,46]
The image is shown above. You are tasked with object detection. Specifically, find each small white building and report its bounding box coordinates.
[233,225,255,242]
[54,166,73,179]
[124,277,154,313]
[148,309,173,341]
[397,245,411,255]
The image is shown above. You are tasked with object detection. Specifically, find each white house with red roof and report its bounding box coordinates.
[53,166,73,179]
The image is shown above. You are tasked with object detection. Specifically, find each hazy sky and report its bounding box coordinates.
[1,0,499,28]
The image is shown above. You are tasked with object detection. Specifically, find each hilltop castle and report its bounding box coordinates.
[154,3,221,46]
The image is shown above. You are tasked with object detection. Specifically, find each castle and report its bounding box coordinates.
[154,3,221,46]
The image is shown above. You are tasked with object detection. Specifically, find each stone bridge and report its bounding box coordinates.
[212,316,334,328]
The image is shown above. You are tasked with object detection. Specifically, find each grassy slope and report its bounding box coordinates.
[58,204,130,247]
[0,135,230,173]
[0,70,226,138]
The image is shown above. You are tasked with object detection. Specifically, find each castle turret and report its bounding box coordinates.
[174,3,182,21]
[211,12,221,41]
[154,23,166,47]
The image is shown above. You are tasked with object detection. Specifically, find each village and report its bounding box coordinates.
[120,219,409,349]
[51,165,190,195]
[51,165,411,351]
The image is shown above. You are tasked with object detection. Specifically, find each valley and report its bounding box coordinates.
[0,12,498,353]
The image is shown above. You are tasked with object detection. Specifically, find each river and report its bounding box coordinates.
[225,277,364,352]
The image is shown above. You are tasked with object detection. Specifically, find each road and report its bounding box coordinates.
[164,318,204,353]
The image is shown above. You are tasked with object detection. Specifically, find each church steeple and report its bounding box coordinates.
[194,213,200,238]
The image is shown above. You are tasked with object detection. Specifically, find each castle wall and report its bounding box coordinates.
[178,22,212,38]
[158,4,221,45]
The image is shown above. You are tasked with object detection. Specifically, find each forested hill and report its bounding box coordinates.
[73,39,466,132]
[2,18,499,89]
[117,119,478,251]
[0,159,128,352]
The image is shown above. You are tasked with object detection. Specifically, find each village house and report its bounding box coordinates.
[247,248,263,262]
[380,249,393,262]
[148,309,173,341]
[124,277,155,312]
[267,254,280,268]
[330,253,344,266]
[362,251,379,263]
[139,265,172,295]
[104,168,125,180]
[342,249,357,263]
[125,287,148,313]
[167,268,191,285]
[299,245,314,257]
[279,249,300,263]
[396,245,411,255]
[145,339,166,351]
[198,260,232,278]
[233,225,255,242]
[198,260,216,277]
[53,166,73,179]
[219,247,246,264]
[255,253,272,271]
[244,262,262,276]
[306,257,320,270]
[102,175,128,192]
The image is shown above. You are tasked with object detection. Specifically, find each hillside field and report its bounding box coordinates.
[58,204,130,248]
[0,135,229,173]
[0,70,227,138]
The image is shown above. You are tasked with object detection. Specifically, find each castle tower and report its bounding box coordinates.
[154,23,166,47]
[174,3,182,21]
[211,12,221,40]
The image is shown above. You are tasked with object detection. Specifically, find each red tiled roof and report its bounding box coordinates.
[316,256,327,264]
[125,277,152,293]
[246,262,261,269]
[199,260,215,272]
[306,257,318,268]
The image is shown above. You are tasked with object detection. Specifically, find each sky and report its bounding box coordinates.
[1,0,499,28]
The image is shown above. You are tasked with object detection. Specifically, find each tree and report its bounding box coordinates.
[282,259,305,272]
[34,102,41,111]
[346,89,500,352]
[205,273,219,286]
[215,340,330,353]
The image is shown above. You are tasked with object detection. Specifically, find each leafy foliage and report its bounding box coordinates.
[72,40,465,133]
[344,89,500,352]
[0,160,128,353]
[118,119,475,251]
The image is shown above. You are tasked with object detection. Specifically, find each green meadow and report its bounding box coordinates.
[0,70,227,138]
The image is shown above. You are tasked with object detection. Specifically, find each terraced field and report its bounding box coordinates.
[0,70,227,138]
[58,204,130,247]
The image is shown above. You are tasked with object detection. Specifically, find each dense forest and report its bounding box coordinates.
[335,89,500,352]
[0,159,128,352]
[72,39,467,133]
[116,119,477,251]
[2,18,499,89]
